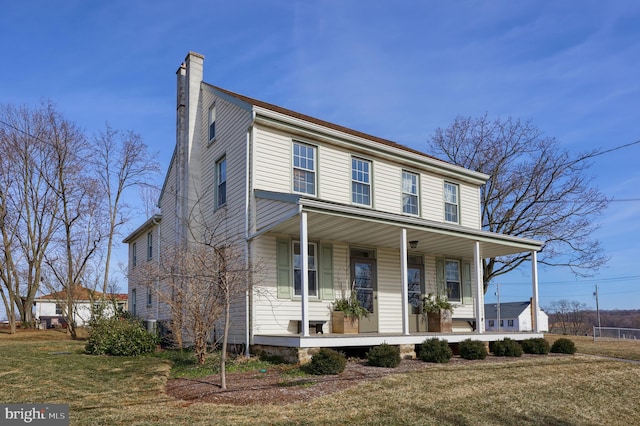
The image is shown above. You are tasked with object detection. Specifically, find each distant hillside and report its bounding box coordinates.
[548,309,640,335]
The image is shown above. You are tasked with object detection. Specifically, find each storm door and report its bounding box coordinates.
[350,249,378,333]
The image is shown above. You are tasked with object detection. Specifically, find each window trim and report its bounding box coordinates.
[351,156,372,207]
[216,155,227,208]
[402,170,419,216]
[208,104,216,142]
[293,240,318,298]
[132,242,137,267]
[147,232,153,261]
[292,141,317,196]
[444,181,459,224]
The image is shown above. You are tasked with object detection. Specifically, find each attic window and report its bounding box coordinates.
[208,104,216,141]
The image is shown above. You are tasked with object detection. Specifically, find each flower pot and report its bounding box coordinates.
[331,311,359,334]
[427,309,453,333]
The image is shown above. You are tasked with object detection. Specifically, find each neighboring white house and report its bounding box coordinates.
[125,51,545,362]
[484,301,549,332]
[34,287,128,329]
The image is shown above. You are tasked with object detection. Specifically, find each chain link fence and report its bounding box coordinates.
[593,326,640,341]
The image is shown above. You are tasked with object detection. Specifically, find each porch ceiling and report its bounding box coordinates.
[259,196,542,259]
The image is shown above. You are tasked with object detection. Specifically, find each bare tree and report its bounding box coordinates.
[92,125,160,297]
[0,101,64,330]
[429,115,609,292]
[547,299,590,335]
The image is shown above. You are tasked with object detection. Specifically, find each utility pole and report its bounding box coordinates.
[593,284,601,339]
[495,283,501,332]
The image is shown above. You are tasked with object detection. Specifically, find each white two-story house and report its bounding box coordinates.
[125,51,544,362]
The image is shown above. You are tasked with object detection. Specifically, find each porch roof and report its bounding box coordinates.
[253,190,543,259]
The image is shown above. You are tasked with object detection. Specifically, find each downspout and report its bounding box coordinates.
[244,111,256,357]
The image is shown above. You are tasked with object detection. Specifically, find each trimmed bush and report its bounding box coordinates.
[306,348,346,375]
[520,338,550,355]
[459,339,487,360]
[551,338,577,354]
[419,338,453,363]
[491,338,523,357]
[367,344,401,368]
[86,316,159,356]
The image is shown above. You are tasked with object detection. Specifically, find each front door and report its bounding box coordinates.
[350,253,378,333]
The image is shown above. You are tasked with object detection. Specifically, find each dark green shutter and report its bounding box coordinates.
[436,258,445,296]
[462,261,473,305]
[276,239,291,299]
[319,244,334,300]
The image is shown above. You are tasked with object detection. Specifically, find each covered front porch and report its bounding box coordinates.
[250,191,544,347]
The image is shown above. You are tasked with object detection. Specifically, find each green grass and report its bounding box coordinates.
[1,330,639,425]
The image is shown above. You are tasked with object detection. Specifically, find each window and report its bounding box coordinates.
[445,260,461,302]
[147,287,152,306]
[132,242,137,267]
[402,171,419,215]
[352,157,371,206]
[216,156,226,207]
[489,320,495,328]
[500,320,504,327]
[508,319,514,327]
[208,104,216,141]
[407,255,424,313]
[55,304,63,315]
[131,289,137,316]
[293,241,317,297]
[444,182,459,223]
[293,142,316,195]
[147,232,153,260]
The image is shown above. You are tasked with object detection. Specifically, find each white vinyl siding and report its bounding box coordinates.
[253,127,292,194]
[376,248,401,333]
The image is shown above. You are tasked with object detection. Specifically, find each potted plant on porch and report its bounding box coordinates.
[331,287,369,334]
[422,293,454,333]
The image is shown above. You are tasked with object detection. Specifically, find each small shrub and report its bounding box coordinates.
[86,316,159,356]
[367,344,401,368]
[491,338,523,357]
[520,338,550,355]
[419,338,453,363]
[551,338,577,354]
[459,339,487,360]
[306,348,346,375]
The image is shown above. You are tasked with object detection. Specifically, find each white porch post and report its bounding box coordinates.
[531,250,540,333]
[300,211,309,337]
[400,229,409,335]
[473,241,485,333]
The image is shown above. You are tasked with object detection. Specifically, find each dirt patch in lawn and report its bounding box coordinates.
[166,356,549,406]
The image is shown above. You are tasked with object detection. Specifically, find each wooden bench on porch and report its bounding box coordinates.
[295,320,327,334]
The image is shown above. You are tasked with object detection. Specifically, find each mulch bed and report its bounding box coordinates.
[166,356,539,405]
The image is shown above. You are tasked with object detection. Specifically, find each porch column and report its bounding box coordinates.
[300,211,309,337]
[473,241,485,333]
[531,250,540,333]
[400,229,409,335]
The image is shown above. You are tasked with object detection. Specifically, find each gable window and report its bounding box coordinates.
[402,171,419,215]
[445,259,461,302]
[351,157,371,206]
[216,156,227,207]
[208,104,216,141]
[293,241,317,297]
[147,232,153,261]
[132,242,137,267]
[444,182,459,223]
[293,142,316,195]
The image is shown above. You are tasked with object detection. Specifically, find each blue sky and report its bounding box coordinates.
[1,1,639,313]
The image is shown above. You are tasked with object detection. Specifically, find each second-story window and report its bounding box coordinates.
[147,232,153,261]
[132,242,137,267]
[293,142,316,195]
[402,171,419,215]
[216,156,227,207]
[352,157,371,206]
[444,182,459,223]
[208,104,216,142]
